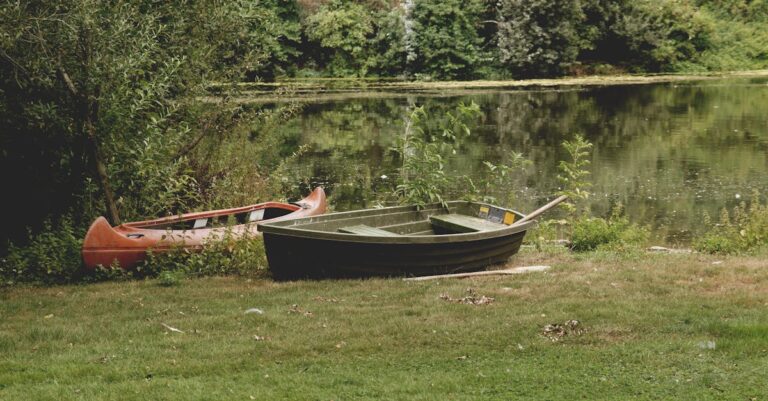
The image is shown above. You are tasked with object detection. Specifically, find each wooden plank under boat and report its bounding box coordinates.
[258,201,536,280]
[82,187,326,270]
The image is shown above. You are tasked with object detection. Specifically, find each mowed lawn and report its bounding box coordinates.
[1,249,767,400]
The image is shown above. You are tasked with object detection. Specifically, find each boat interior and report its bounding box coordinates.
[137,206,297,230]
[282,202,523,237]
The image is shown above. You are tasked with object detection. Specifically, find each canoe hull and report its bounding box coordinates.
[263,230,527,280]
[82,187,326,270]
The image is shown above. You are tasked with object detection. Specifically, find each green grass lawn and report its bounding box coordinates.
[1,248,767,400]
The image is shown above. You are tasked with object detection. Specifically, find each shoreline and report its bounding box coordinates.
[205,69,768,104]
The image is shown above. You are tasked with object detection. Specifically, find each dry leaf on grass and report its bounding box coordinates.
[289,304,313,317]
[542,319,584,341]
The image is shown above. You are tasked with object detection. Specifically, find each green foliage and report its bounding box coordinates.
[557,134,593,216]
[571,206,649,252]
[304,0,374,76]
[693,192,768,254]
[612,0,712,71]
[245,0,303,80]
[687,2,768,71]
[495,0,764,75]
[0,0,312,282]
[498,0,587,76]
[137,231,268,278]
[1,216,83,285]
[367,7,408,76]
[410,0,484,79]
[696,0,768,22]
[465,154,530,205]
[157,270,186,287]
[393,102,482,207]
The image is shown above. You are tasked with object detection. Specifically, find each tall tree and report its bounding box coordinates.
[0,0,287,238]
[304,0,374,76]
[410,0,484,80]
[497,0,586,77]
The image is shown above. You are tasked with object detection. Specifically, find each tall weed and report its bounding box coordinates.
[392,102,482,207]
[694,192,768,254]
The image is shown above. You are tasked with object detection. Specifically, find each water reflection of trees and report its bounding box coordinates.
[270,79,768,242]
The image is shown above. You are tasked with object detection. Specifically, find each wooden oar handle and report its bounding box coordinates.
[511,195,568,226]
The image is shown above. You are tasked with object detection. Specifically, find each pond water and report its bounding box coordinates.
[266,78,768,244]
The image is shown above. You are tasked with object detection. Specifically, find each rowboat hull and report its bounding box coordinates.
[259,201,535,280]
[263,230,527,280]
[82,187,326,270]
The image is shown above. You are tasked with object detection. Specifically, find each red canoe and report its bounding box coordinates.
[82,187,326,270]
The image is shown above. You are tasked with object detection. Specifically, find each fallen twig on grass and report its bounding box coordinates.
[647,246,693,254]
[404,265,550,281]
[161,323,184,334]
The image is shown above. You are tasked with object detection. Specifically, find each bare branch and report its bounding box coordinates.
[58,67,78,97]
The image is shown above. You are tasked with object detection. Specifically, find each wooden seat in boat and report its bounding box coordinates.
[338,225,401,237]
[429,214,504,233]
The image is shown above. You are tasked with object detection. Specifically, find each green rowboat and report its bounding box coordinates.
[258,198,562,280]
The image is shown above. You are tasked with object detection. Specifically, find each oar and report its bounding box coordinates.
[511,195,568,227]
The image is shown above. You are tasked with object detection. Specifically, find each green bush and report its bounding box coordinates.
[692,232,741,254]
[571,213,648,252]
[693,194,768,254]
[137,230,269,278]
[1,217,84,285]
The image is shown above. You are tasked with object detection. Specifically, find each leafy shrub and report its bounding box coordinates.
[571,212,648,252]
[693,193,768,254]
[1,216,84,285]
[137,230,268,278]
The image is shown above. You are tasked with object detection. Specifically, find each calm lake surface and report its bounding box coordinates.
[265,78,768,244]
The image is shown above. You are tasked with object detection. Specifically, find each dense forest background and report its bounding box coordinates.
[230,0,768,80]
[1,0,767,282]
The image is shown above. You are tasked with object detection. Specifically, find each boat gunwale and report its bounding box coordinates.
[259,201,535,244]
[122,202,301,230]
